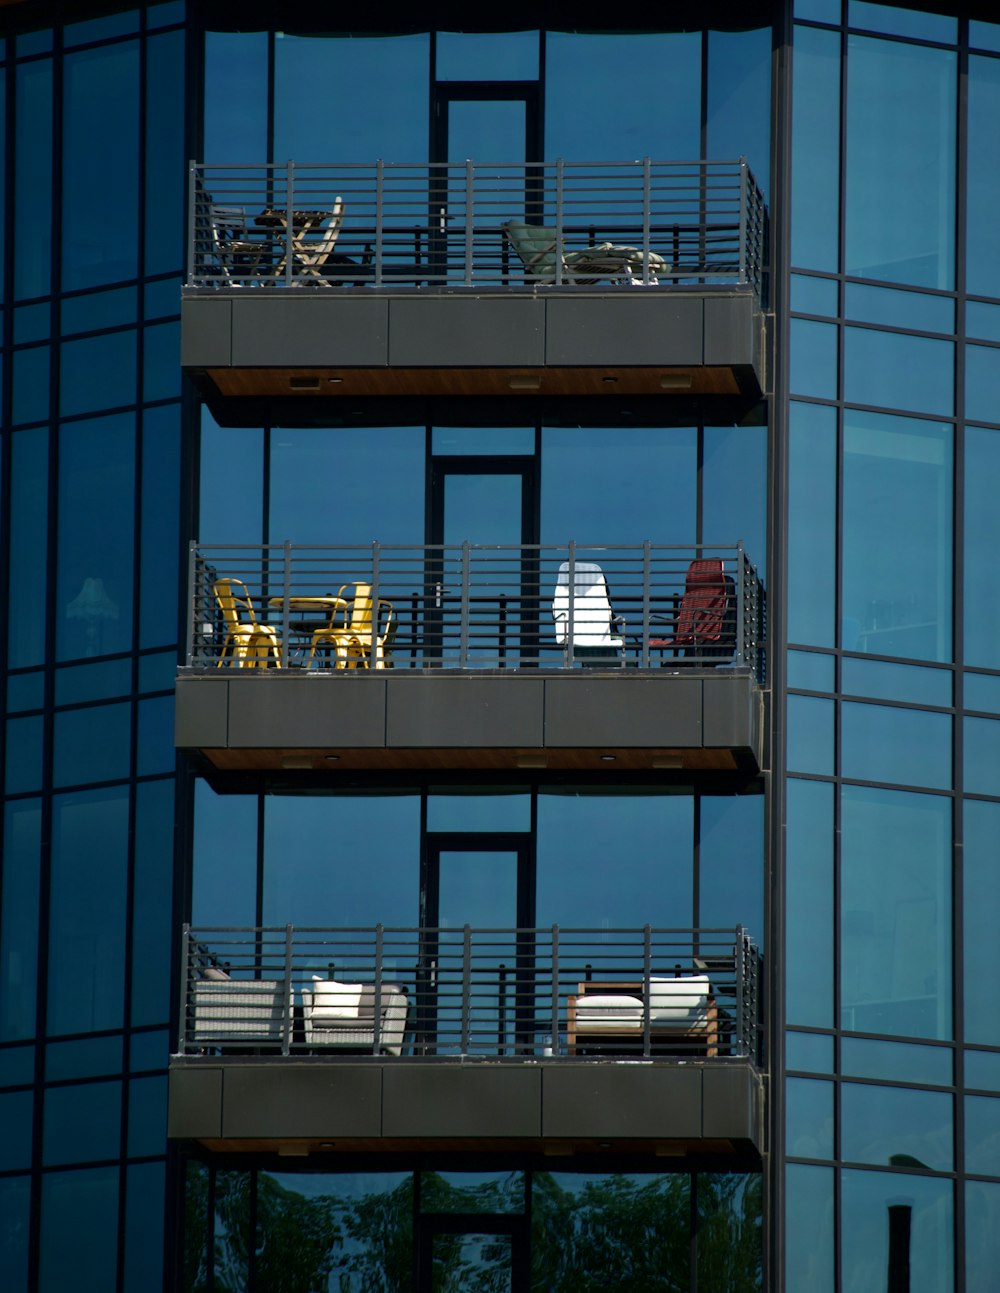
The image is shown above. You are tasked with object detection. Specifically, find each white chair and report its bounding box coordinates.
[552,560,625,665]
[302,978,408,1055]
[568,974,717,1054]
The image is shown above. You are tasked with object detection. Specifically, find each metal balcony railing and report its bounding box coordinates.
[177,924,760,1063]
[184,541,765,682]
[187,159,766,296]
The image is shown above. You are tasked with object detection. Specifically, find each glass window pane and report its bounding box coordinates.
[269,426,424,546]
[706,27,772,200]
[39,1168,119,1293]
[966,344,1000,425]
[699,794,764,947]
[844,327,953,416]
[792,274,839,316]
[139,404,181,650]
[48,787,130,1035]
[262,794,420,928]
[786,1165,834,1293]
[426,790,530,833]
[6,431,48,668]
[421,1169,524,1214]
[53,702,131,787]
[62,42,139,291]
[968,1180,1000,1293]
[14,58,53,300]
[965,672,1000,715]
[127,1075,166,1158]
[841,785,951,1040]
[789,403,837,647]
[546,32,700,161]
[274,34,429,163]
[841,702,951,790]
[964,800,1000,1047]
[842,411,952,663]
[46,1035,122,1082]
[131,782,174,1028]
[55,659,130,707]
[966,301,1000,343]
[848,2,956,42]
[841,1082,952,1170]
[840,1036,952,1086]
[123,1163,166,1293]
[702,425,767,570]
[541,426,696,546]
[787,694,834,775]
[536,790,692,928]
[144,31,185,278]
[0,1090,32,1171]
[786,1030,835,1073]
[841,1169,953,1293]
[787,779,834,1027]
[136,696,174,777]
[1,801,42,1042]
[966,1096,1000,1178]
[845,36,955,290]
[57,420,136,661]
[790,318,838,399]
[968,55,1000,300]
[696,1172,762,1291]
[5,715,43,795]
[12,344,50,426]
[60,331,135,418]
[192,783,258,928]
[845,283,954,333]
[841,658,951,707]
[787,1076,834,1157]
[437,31,539,80]
[0,1177,30,1293]
[43,1080,121,1166]
[791,25,841,272]
[965,427,1000,668]
[965,716,1000,798]
[203,32,268,164]
[142,322,180,403]
[198,409,262,546]
[789,650,835,692]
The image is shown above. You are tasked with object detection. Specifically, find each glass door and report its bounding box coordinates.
[431,83,541,280]
[418,836,533,1056]
[417,1214,528,1291]
[427,457,538,666]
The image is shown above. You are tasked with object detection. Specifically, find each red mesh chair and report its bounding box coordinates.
[649,559,735,663]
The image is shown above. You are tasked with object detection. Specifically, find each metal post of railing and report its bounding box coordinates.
[641,540,651,669]
[373,924,384,1056]
[735,925,746,1058]
[550,926,560,1057]
[565,541,575,667]
[498,593,508,669]
[281,540,292,669]
[738,158,749,287]
[461,925,472,1055]
[187,161,198,285]
[642,158,652,285]
[370,541,381,670]
[642,924,652,1057]
[178,924,192,1054]
[734,541,747,668]
[555,160,565,285]
[465,159,475,286]
[375,161,384,288]
[459,542,471,668]
[498,963,507,1056]
[186,543,198,666]
[285,160,295,287]
[282,924,293,1056]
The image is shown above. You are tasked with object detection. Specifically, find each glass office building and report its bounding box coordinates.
[0,2,998,1289]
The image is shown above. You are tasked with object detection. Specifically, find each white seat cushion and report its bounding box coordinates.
[574,993,644,1030]
[648,975,710,1023]
[309,979,363,1021]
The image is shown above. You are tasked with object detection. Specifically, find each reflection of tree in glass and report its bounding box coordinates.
[432,1233,513,1292]
[695,1172,763,1292]
[421,1170,524,1216]
[335,1175,414,1291]
[254,1175,341,1293]
[531,1172,691,1291]
[213,1170,252,1292]
[183,1161,210,1293]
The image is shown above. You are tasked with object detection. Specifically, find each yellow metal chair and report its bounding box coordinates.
[307,583,394,669]
[213,578,281,668]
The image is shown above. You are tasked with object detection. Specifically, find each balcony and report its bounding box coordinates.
[168,924,763,1156]
[181,159,768,416]
[175,542,766,779]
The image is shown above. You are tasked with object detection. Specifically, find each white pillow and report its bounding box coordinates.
[648,975,710,1022]
[309,978,363,1020]
[574,994,644,1030]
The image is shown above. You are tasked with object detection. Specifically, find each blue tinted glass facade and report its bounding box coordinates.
[2,2,997,1290]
